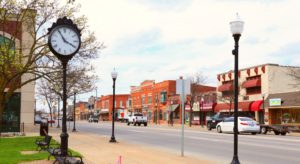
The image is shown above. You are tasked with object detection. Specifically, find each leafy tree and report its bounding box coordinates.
[0,0,103,130]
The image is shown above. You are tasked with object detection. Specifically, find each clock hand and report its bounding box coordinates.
[58,30,67,43]
[64,40,76,48]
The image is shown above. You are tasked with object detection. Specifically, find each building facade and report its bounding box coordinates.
[1,9,36,132]
[216,64,300,126]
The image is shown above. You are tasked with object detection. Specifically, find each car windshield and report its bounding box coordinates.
[239,117,254,121]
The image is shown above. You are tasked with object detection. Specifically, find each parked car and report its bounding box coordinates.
[206,112,231,130]
[67,116,74,121]
[88,115,99,123]
[127,113,147,126]
[216,117,260,135]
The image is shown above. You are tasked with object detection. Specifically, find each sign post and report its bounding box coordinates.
[176,77,190,157]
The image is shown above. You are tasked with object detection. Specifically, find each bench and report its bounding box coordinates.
[47,144,73,161]
[35,135,52,151]
[54,155,84,164]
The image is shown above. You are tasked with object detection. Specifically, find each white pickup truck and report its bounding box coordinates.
[127,113,148,126]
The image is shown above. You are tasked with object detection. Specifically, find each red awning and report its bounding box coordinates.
[242,79,261,88]
[218,83,233,92]
[250,100,263,111]
[215,102,252,112]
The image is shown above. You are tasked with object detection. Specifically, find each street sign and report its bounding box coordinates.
[176,79,191,95]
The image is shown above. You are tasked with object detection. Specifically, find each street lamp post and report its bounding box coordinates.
[72,91,77,132]
[201,96,204,127]
[230,13,244,164]
[110,69,118,143]
[57,97,60,128]
[261,93,265,124]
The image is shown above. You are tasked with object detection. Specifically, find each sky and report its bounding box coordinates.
[65,0,300,102]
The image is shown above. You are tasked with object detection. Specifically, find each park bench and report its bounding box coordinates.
[54,155,84,164]
[35,135,52,151]
[47,144,73,161]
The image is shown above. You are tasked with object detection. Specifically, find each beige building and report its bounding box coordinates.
[1,9,36,132]
[216,64,300,126]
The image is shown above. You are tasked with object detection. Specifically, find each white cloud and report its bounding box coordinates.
[75,0,300,99]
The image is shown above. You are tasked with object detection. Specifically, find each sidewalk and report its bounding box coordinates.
[27,126,215,164]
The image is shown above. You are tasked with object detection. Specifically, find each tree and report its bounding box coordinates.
[188,72,207,127]
[0,0,103,130]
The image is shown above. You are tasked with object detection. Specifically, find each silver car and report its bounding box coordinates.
[216,117,260,135]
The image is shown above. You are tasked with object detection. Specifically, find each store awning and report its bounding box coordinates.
[215,102,253,112]
[242,79,261,88]
[218,83,233,92]
[100,108,109,114]
[250,100,263,111]
[167,104,179,112]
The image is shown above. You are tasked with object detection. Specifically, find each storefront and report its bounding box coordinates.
[267,92,300,128]
[99,109,109,121]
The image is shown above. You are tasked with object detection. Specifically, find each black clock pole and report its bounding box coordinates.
[48,16,81,157]
[61,60,69,156]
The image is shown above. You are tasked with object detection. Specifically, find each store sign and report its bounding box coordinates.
[269,98,281,106]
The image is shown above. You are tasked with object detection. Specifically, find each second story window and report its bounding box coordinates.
[148,96,152,104]
[160,91,167,103]
[243,76,261,95]
[142,96,145,105]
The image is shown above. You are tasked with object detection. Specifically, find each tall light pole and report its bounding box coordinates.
[72,91,77,132]
[57,97,60,128]
[230,13,244,164]
[201,96,204,127]
[261,93,265,124]
[110,69,118,143]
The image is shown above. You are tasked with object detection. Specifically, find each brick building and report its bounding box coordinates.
[96,94,130,121]
[130,80,216,125]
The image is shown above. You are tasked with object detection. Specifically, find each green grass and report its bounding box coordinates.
[0,136,81,164]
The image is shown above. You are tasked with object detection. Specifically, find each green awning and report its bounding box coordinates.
[167,104,179,112]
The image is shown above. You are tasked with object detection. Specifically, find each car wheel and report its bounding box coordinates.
[138,123,141,126]
[144,123,147,126]
[261,127,267,134]
[274,131,280,135]
[207,123,212,131]
[134,123,136,126]
[281,132,286,136]
[127,122,130,126]
[217,126,222,133]
[251,132,257,135]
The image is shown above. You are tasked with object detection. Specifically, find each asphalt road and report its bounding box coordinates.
[73,121,300,164]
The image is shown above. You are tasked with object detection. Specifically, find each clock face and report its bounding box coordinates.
[49,25,80,56]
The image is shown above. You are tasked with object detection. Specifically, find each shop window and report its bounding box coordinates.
[2,93,21,132]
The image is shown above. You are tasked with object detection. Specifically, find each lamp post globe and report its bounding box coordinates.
[110,69,118,143]
[230,13,244,164]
